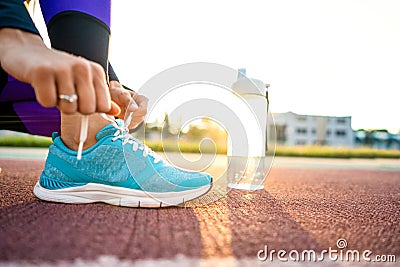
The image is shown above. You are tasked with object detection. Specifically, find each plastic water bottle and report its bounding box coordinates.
[227,69,269,190]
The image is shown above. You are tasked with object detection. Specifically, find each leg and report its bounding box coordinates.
[40,0,111,149]
[33,0,213,207]
[0,74,60,137]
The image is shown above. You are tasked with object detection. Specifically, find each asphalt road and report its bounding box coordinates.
[0,154,399,266]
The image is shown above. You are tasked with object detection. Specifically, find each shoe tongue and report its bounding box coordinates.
[95,119,124,140]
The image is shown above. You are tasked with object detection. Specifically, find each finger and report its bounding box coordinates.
[55,67,77,114]
[122,90,138,113]
[129,116,144,129]
[117,105,133,120]
[31,65,58,108]
[126,100,139,112]
[131,106,147,117]
[114,89,133,110]
[128,95,147,116]
[92,63,111,113]
[135,95,148,114]
[107,101,121,116]
[73,60,96,114]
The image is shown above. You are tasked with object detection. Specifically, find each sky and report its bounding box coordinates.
[108,0,400,133]
[34,0,400,133]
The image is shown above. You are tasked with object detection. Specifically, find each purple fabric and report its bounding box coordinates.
[0,75,36,102]
[13,102,60,137]
[40,0,111,27]
[1,0,111,136]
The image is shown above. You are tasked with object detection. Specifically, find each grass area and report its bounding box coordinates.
[1,135,400,159]
[0,135,52,147]
[275,145,400,159]
[144,140,227,154]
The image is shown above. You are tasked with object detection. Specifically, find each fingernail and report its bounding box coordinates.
[108,101,121,116]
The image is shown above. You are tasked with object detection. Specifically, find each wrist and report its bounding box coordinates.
[0,28,44,57]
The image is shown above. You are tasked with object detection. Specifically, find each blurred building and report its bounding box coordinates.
[354,129,400,150]
[272,112,354,147]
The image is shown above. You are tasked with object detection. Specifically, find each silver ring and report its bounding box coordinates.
[58,93,78,103]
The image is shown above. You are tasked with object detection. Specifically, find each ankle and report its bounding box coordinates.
[60,113,109,151]
[61,133,97,151]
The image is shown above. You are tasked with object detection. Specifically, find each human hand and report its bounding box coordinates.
[109,81,148,129]
[0,29,119,115]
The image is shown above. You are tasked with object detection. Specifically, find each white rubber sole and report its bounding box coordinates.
[33,181,212,208]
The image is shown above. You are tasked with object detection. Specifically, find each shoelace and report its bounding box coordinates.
[75,100,159,162]
[100,112,161,163]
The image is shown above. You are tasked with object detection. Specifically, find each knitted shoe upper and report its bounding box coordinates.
[40,119,211,193]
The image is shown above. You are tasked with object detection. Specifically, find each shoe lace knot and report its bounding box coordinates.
[101,113,161,163]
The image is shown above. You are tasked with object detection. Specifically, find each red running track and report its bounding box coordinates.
[0,159,399,264]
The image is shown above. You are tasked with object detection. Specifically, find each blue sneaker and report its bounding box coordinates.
[33,119,212,207]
